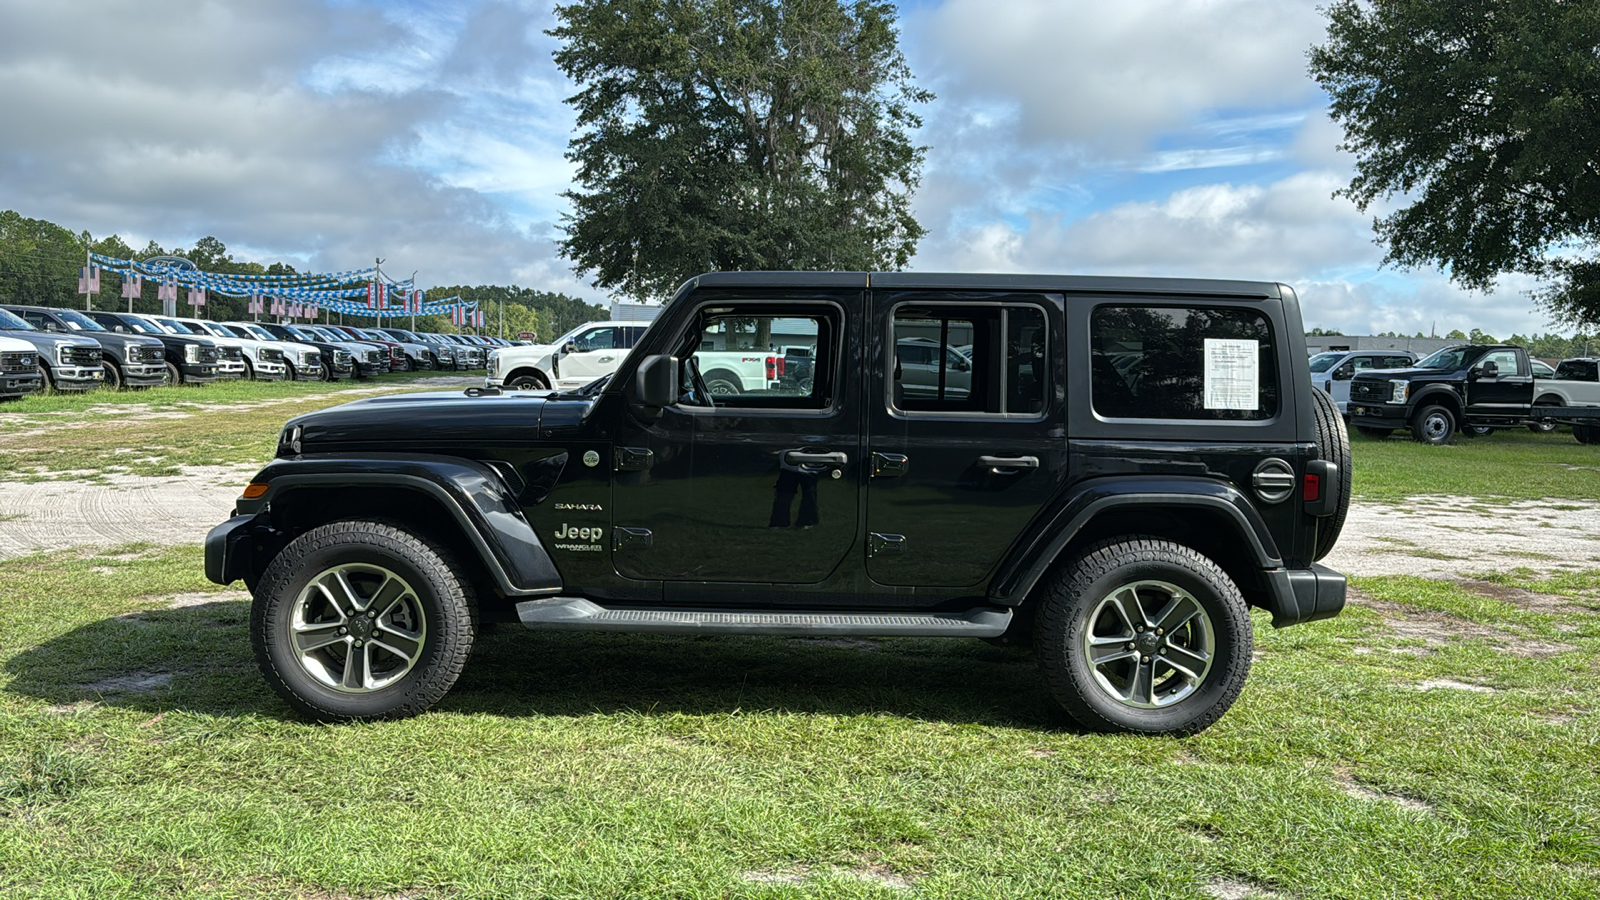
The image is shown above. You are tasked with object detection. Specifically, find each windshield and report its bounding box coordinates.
[1415,346,1479,370]
[152,317,196,335]
[286,326,318,341]
[241,324,275,341]
[1308,353,1343,373]
[120,316,161,335]
[386,329,420,341]
[191,321,230,338]
[0,308,38,331]
[56,309,107,332]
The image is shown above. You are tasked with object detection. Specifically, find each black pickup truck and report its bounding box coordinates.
[1347,344,1600,443]
[207,272,1350,735]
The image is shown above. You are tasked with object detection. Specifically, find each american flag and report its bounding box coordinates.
[79,266,101,294]
[188,288,206,308]
[248,293,264,314]
[271,298,285,316]
[122,275,143,299]
[308,303,318,320]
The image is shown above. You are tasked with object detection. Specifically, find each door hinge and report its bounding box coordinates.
[615,447,653,471]
[613,527,653,550]
[868,532,906,557]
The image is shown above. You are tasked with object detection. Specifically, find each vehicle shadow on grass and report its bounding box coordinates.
[3,601,1069,730]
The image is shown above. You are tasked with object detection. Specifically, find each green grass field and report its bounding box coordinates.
[2,387,1598,898]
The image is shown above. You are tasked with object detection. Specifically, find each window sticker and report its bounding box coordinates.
[1203,338,1259,410]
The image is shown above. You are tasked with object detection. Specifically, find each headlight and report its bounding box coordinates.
[56,345,72,365]
[487,352,500,376]
[300,350,317,366]
[186,344,200,364]
[1389,379,1409,404]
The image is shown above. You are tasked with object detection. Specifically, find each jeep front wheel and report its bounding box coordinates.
[1036,537,1251,735]
[251,520,476,721]
[1410,404,1455,444]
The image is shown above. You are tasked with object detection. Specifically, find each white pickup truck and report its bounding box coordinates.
[485,318,808,397]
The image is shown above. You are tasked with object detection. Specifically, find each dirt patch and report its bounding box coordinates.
[1204,878,1285,900]
[0,464,256,561]
[740,866,913,890]
[77,672,173,694]
[1326,496,1600,579]
[162,590,251,608]
[1454,578,1593,615]
[1348,589,1572,659]
[1415,678,1497,693]
[1333,768,1433,813]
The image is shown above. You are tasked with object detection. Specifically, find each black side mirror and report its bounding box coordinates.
[115,326,129,333]
[1479,361,1499,379]
[634,354,679,411]
[1333,363,1355,380]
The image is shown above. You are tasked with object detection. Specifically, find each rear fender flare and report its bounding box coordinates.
[989,476,1283,607]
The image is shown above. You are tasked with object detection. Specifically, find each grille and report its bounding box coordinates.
[199,345,219,363]
[334,350,353,367]
[1350,380,1390,402]
[260,348,284,364]
[365,350,379,364]
[0,351,37,374]
[220,346,243,362]
[65,346,100,367]
[136,345,163,362]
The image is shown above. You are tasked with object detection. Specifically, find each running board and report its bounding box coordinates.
[515,597,1012,637]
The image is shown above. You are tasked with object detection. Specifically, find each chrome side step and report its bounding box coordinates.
[515,597,1012,637]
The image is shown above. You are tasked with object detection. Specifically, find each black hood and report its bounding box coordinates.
[289,390,595,450]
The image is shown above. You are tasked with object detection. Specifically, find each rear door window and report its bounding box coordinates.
[1091,306,1278,420]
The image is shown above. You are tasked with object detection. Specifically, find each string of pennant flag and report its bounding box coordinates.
[80,255,477,320]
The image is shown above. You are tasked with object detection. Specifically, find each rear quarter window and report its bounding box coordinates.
[1090,305,1278,420]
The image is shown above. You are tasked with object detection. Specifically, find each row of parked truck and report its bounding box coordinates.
[1311,344,1600,443]
[0,303,517,398]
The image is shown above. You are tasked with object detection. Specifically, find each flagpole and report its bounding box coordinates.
[83,248,90,312]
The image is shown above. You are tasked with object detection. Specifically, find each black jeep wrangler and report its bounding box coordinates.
[207,272,1349,735]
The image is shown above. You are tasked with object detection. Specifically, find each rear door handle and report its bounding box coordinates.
[784,450,848,467]
[977,455,1039,472]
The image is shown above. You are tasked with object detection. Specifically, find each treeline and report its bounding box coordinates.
[0,209,606,338]
[1363,328,1600,359]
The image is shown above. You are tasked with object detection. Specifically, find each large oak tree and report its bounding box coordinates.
[550,0,932,300]
[1310,0,1600,325]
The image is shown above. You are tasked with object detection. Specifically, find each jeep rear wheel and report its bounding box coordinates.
[1410,404,1455,444]
[251,520,476,721]
[1036,537,1251,735]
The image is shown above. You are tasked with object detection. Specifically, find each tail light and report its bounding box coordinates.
[766,355,784,379]
[1302,473,1321,502]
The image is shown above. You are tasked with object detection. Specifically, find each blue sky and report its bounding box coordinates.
[0,0,1575,338]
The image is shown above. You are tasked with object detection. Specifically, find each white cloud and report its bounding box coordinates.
[915,0,1326,149]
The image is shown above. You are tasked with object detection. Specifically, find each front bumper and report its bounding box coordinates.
[0,371,43,397]
[254,362,287,381]
[293,362,325,381]
[1263,563,1346,628]
[180,363,218,384]
[206,513,260,586]
[1348,402,1409,425]
[217,360,248,379]
[50,365,105,391]
[123,363,168,388]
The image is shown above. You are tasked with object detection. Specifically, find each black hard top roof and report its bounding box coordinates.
[682,271,1286,299]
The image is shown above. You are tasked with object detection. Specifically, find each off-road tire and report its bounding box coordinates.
[251,519,477,721]
[1036,537,1252,735]
[35,365,54,395]
[1576,425,1598,445]
[1463,424,1494,437]
[242,359,256,381]
[507,373,548,391]
[164,361,182,386]
[1529,398,1560,433]
[1354,425,1393,439]
[1310,387,1352,561]
[1410,404,1455,445]
[101,361,122,390]
[283,360,297,382]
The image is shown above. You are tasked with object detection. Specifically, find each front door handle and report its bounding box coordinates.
[977,455,1039,472]
[599,355,614,362]
[784,450,848,467]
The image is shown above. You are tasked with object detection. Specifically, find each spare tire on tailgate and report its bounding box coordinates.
[1310,387,1352,560]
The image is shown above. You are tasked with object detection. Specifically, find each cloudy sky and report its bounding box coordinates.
[0,0,1571,337]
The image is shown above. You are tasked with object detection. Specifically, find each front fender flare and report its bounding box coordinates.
[224,453,562,597]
